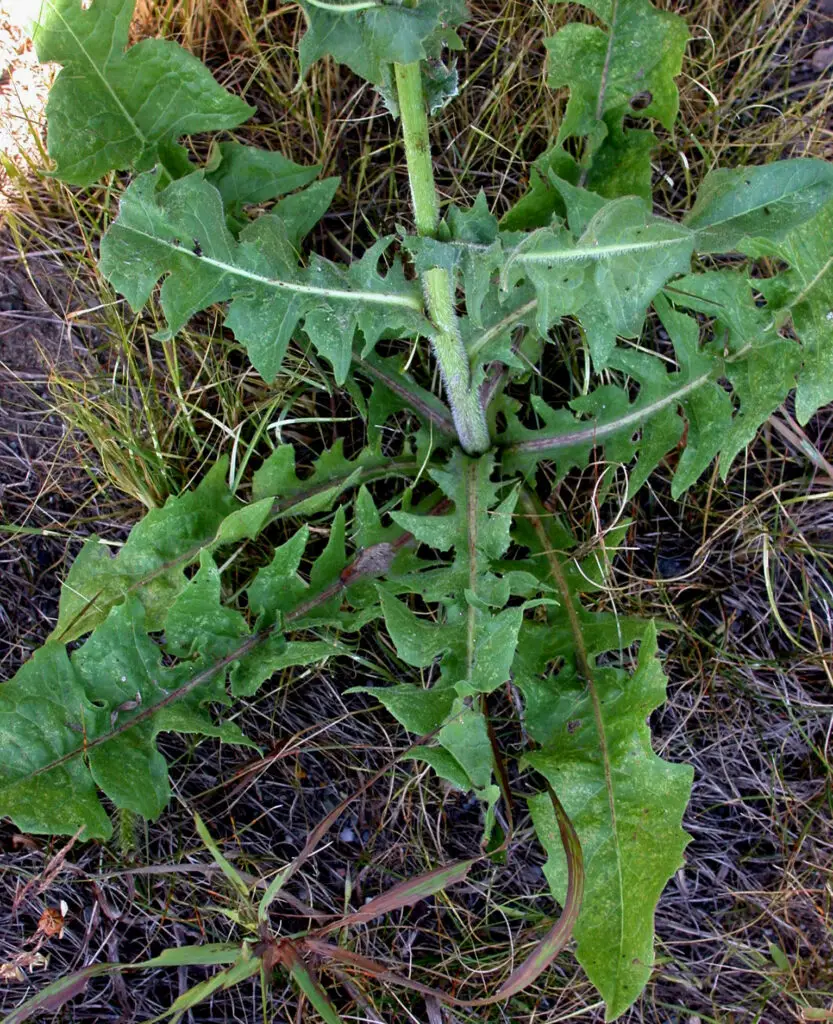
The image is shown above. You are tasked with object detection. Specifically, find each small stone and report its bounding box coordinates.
[812,44,833,72]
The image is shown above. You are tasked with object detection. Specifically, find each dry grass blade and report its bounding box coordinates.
[492,782,584,1000]
[11,828,83,912]
[316,858,477,936]
[1,963,119,1024]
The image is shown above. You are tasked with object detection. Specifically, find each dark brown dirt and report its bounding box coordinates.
[1,261,90,673]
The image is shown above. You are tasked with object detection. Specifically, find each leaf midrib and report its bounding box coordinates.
[432,234,691,267]
[790,251,833,310]
[507,371,713,455]
[515,235,690,265]
[116,222,425,311]
[521,492,626,1007]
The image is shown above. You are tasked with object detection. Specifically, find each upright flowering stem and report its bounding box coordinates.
[394,61,490,455]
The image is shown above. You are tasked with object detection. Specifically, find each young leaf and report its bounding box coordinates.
[99,171,425,383]
[150,954,261,1022]
[546,0,688,142]
[278,943,346,1024]
[296,0,468,89]
[360,452,521,799]
[684,159,833,253]
[404,192,502,327]
[31,0,252,185]
[139,945,244,968]
[194,813,251,900]
[518,496,692,1021]
[412,189,694,369]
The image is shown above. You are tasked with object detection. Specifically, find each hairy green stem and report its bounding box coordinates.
[423,268,491,453]
[394,62,440,237]
[394,62,490,455]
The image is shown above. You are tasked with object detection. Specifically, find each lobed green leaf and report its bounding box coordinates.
[204,141,323,224]
[53,441,409,645]
[99,170,425,383]
[0,496,401,838]
[357,452,521,813]
[32,0,252,185]
[518,498,692,1020]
